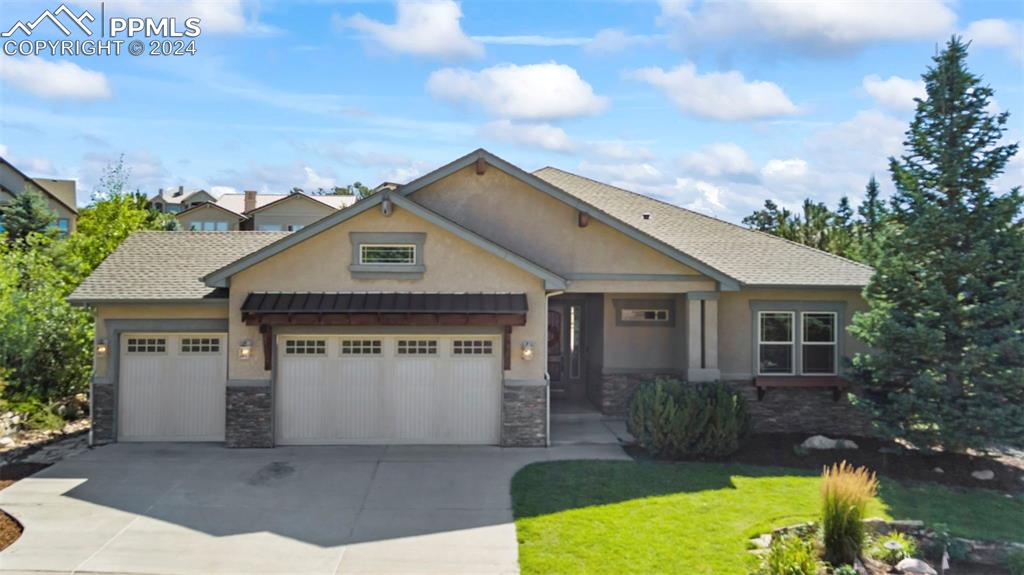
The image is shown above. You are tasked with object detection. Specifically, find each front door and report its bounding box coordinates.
[548,300,586,399]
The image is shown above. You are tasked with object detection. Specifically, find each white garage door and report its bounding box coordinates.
[118,333,227,442]
[276,335,502,445]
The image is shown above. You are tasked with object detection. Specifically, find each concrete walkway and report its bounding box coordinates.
[0,442,628,574]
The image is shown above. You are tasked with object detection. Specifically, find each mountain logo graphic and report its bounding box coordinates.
[2,3,95,38]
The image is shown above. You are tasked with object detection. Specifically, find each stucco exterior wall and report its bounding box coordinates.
[251,196,336,231]
[176,205,240,231]
[602,293,687,372]
[411,165,701,278]
[92,302,229,378]
[228,203,547,382]
[718,288,869,380]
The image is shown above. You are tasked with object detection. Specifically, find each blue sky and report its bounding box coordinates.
[0,0,1022,223]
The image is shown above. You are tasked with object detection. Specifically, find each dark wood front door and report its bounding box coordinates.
[548,300,586,399]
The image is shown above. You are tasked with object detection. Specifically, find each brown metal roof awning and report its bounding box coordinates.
[241,292,528,326]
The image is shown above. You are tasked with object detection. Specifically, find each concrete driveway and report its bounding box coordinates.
[0,442,627,574]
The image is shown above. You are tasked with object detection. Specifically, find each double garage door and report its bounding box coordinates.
[117,332,501,445]
[276,335,502,445]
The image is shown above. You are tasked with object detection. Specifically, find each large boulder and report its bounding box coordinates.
[896,558,937,575]
[801,435,838,449]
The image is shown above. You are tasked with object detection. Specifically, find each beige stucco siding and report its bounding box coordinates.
[177,205,240,231]
[228,204,547,381]
[718,288,868,379]
[602,294,687,371]
[412,165,702,278]
[91,302,230,378]
[251,196,336,231]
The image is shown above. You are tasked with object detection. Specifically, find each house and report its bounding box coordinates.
[0,156,78,235]
[69,149,874,448]
[158,189,356,231]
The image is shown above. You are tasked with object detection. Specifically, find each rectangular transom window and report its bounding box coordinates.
[284,339,326,355]
[758,312,794,375]
[802,312,837,374]
[360,244,416,265]
[180,337,220,353]
[620,309,670,323]
[453,339,493,355]
[340,339,382,356]
[397,339,437,355]
[127,337,166,353]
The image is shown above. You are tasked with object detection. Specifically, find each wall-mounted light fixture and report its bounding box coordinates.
[239,339,253,360]
[95,339,108,357]
[520,340,534,361]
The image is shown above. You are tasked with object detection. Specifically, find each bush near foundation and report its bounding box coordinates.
[628,378,749,458]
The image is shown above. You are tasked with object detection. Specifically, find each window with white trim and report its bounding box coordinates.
[453,339,493,355]
[190,221,229,231]
[284,339,326,355]
[758,312,794,375]
[180,337,220,353]
[340,339,382,356]
[127,337,166,353]
[802,312,837,374]
[397,339,437,355]
[619,308,670,323]
[360,244,416,265]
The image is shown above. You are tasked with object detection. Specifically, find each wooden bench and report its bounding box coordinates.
[753,376,849,402]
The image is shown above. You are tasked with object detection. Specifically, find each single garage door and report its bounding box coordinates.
[277,335,502,445]
[118,333,227,442]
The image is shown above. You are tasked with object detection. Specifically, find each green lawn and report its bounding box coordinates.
[511,460,1024,575]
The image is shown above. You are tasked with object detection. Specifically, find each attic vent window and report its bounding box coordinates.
[642,212,652,220]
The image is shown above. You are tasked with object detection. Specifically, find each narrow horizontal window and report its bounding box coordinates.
[340,339,382,356]
[397,339,437,355]
[620,308,670,323]
[758,311,794,375]
[180,337,220,354]
[453,339,493,355]
[360,244,416,265]
[127,337,166,353]
[284,339,326,356]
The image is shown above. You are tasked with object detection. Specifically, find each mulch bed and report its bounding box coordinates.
[626,433,1024,492]
[0,462,51,551]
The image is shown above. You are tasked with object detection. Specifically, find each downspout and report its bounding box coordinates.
[544,289,565,447]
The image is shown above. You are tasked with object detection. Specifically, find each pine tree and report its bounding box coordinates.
[830,196,855,257]
[850,37,1024,451]
[855,176,888,265]
[0,186,56,243]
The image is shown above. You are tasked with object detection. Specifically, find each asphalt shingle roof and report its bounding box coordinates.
[532,167,874,288]
[68,231,289,303]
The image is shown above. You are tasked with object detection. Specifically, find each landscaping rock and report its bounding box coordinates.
[0,437,12,447]
[932,467,944,474]
[835,438,859,449]
[896,558,937,575]
[749,534,772,549]
[971,469,994,480]
[801,435,837,449]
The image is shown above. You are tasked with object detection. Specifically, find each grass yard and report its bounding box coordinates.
[511,460,1024,575]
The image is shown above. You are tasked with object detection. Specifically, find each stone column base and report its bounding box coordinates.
[91,382,115,445]
[501,381,547,447]
[226,386,273,448]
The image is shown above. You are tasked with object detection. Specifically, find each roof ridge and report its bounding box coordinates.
[535,166,874,273]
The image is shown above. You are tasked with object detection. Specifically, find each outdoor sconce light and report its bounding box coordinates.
[521,341,534,361]
[239,339,253,360]
[95,339,108,357]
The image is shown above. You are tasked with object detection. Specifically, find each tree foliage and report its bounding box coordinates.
[316,181,376,199]
[849,37,1024,451]
[0,186,57,243]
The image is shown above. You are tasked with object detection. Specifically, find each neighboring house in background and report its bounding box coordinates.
[160,189,356,231]
[148,187,217,213]
[0,156,78,235]
[70,149,874,449]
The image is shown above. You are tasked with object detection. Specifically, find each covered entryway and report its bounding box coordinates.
[118,333,227,441]
[276,334,502,445]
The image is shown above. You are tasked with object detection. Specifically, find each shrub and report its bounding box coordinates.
[832,565,857,575]
[628,378,749,458]
[821,461,877,566]
[758,535,824,575]
[868,532,918,565]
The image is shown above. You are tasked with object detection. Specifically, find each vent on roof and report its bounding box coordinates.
[642,212,652,221]
[173,185,184,197]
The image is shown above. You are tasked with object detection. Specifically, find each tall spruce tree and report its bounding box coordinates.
[850,37,1024,451]
[855,176,888,265]
[0,186,56,244]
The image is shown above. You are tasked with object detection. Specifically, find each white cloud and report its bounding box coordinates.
[585,29,665,53]
[481,120,575,152]
[963,19,1024,63]
[862,74,925,111]
[97,0,270,35]
[679,143,756,178]
[210,186,236,197]
[0,56,111,100]
[473,35,588,47]
[761,158,809,180]
[809,109,906,170]
[0,144,8,157]
[427,62,608,120]
[657,0,955,52]
[578,161,665,185]
[628,63,798,121]
[341,0,483,59]
[588,141,655,162]
[302,166,335,191]
[381,164,425,184]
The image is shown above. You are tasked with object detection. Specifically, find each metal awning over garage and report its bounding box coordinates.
[241,292,528,326]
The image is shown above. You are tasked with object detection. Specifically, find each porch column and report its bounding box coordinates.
[686,292,720,382]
